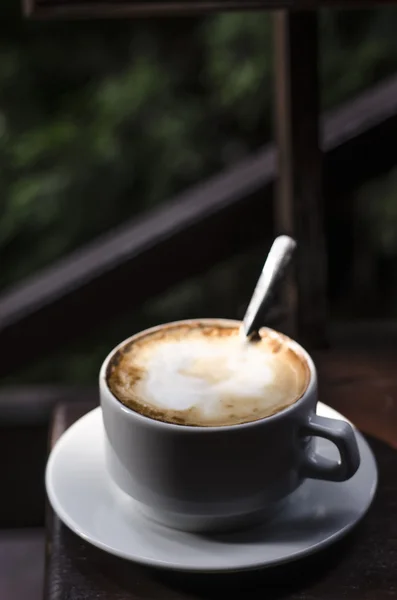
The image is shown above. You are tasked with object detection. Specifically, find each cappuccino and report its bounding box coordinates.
[106,321,309,427]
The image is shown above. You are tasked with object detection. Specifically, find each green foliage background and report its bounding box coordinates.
[2,5,397,383]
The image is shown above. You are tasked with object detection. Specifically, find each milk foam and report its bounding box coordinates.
[143,338,279,410]
[108,324,308,426]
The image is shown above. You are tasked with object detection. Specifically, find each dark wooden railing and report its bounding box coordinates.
[15,4,397,369]
[274,12,325,344]
[1,74,397,379]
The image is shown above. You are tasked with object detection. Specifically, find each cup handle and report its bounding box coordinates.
[300,414,360,482]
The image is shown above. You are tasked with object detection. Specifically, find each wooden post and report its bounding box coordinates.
[273,10,327,348]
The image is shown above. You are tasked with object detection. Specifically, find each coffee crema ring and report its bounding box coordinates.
[106,322,309,427]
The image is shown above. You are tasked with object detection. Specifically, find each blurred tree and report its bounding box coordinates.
[2,6,397,382]
[2,8,397,290]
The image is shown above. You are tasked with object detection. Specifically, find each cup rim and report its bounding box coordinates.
[99,318,317,432]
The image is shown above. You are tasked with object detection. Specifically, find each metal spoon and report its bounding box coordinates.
[242,235,297,339]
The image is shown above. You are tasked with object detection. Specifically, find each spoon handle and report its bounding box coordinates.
[242,235,296,338]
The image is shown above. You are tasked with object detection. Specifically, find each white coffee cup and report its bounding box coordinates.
[100,319,360,532]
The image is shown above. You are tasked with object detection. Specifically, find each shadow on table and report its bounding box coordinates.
[155,528,363,599]
[63,520,366,600]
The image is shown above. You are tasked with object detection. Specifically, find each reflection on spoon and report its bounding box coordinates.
[242,235,296,339]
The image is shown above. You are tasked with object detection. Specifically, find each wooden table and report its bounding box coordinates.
[44,349,397,600]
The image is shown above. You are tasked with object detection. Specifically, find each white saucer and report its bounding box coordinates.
[46,404,377,573]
